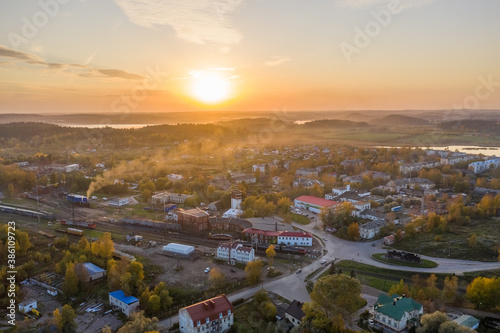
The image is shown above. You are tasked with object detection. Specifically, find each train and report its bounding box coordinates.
[0,204,55,220]
[56,228,84,236]
[386,250,421,263]
[59,220,96,229]
[207,234,232,241]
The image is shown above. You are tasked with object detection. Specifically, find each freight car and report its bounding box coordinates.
[59,220,96,229]
[0,204,55,220]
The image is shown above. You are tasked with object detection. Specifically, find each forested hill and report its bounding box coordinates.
[300,119,369,128]
[438,120,500,133]
[0,122,242,144]
[371,115,431,126]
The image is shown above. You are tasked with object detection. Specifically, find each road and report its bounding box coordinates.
[159,220,500,330]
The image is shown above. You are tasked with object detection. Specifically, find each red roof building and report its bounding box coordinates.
[294,195,339,213]
[179,295,233,333]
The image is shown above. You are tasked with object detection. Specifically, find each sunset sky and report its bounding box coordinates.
[1,0,499,114]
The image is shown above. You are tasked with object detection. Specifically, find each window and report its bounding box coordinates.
[219,313,223,318]
[228,310,231,315]
[394,322,397,328]
[206,317,209,323]
[197,320,201,326]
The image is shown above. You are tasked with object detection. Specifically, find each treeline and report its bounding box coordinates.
[438,119,500,133]
[301,119,369,128]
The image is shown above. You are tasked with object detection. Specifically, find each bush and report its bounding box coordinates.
[232,298,245,306]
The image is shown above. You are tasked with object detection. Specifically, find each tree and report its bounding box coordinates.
[266,245,276,268]
[117,311,159,333]
[310,274,364,319]
[147,295,162,316]
[208,267,225,290]
[78,236,90,252]
[388,279,410,298]
[347,222,359,241]
[5,183,15,198]
[468,233,477,249]
[100,232,115,258]
[245,260,264,285]
[53,304,77,332]
[127,261,145,290]
[63,262,79,297]
[442,276,458,304]
[416,311,449,333]
[466,276,500,310]
[107,264,121,290]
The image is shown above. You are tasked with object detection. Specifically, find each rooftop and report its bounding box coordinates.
[295,195,340,208]
[182,295,233,324]
[374,293,422,321]
[109,290,139,305]
[83,262,105,275]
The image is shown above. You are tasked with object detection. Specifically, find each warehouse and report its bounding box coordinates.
[162,243,195,257]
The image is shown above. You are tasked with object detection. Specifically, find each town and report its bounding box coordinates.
[0,121,499,333]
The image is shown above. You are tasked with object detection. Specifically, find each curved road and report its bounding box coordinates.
[159,220,500,329]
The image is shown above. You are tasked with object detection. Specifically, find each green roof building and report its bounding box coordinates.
[374,293,423,332]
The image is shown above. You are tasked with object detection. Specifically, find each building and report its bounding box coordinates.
[242,228,280,244]
[453,315,480,330]
[469,158,500,173]
[293,178,324,188]
[296,167,319,177]
[209,217,252,233]
[65,164,80,172]
[15,161,29,167]
[222,190,243,218]
[285,300,305,327]
[277,231,313,246]
[216,242,255,264]
[109,197,129,207]
[109,290,140,317]
[373,293,423,332]
[232,174,256,184]
[162,243,195,257]
[359,220,386,240]
[294,196,339,214]
[179,295,233,333]
[178,208,210,231]
[387,178,435,191]
[151,192,194,204]
[82,262,106,282]
[399,161,439,175]
[327,184,352,198]
[19,300,37,314]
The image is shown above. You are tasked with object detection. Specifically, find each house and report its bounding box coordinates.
[327,184,352,198]
[272,176,282,185]
[296,167,319,177]
[285,300,305,327]
[294,196,339,214]
[208,200,223,211]
[293,178,324,188]
[399,161,439,175]
[179,295,233,333]
[109,290,140,317]
[453,315,480,330]
[15,161,29,167]
[216,242,255,265]
[19,300,37,314]
[359,220,386,240]
[82,262,106,281]
[232,174,256,184]
[277,231,313,247]
[243,228,281,244]
[109,197,129,207]
[178,208,210,231]
[373,293,423,332]
[360,209,385,222]
[65,164,80,172]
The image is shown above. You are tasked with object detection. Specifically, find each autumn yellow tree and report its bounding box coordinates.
[245,260,264,285]
[208,267,225,290]
[266,245,276,268]
[347,222,360,241]
[53,304,77,332]
[63,262,79,297]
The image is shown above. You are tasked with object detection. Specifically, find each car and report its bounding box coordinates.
[323,237,327,241]
[320,259,327,265]
[204,267,210,273]
[230,268,236,273]
[296,268,302,274]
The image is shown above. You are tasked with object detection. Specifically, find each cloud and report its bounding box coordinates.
[113,0,244,46]
[0,44,145,80]
[264,56,291,67]
[0,45,45,65]
[336,0,436,9]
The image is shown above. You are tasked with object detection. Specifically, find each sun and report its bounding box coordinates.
[189,70,232,104]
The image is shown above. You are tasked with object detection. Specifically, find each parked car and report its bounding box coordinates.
[321,259,327,265]
[296,268,302,274]
[204,267,210,273]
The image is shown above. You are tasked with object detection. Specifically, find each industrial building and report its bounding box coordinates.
[162,243,195,257]
[109,290,140,317]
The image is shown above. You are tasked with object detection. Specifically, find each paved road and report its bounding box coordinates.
[159,220,500,330]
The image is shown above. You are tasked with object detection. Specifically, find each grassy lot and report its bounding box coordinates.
[371,253,438,268]
[290,213,311,225]
[233,302,270,333]
[392,217,500,262]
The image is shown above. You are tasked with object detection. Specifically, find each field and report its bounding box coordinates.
[393,217,500,262]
